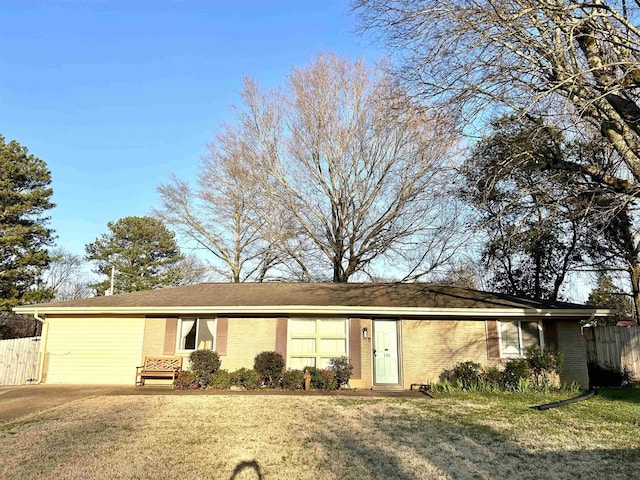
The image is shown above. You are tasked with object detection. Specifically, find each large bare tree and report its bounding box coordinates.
[237,54,462,282]
[354,0,640,194]
[158,54,463,282]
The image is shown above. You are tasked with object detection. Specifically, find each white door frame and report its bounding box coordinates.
[373,319,401,385]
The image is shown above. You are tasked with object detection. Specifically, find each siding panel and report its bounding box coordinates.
[45,316,145,384]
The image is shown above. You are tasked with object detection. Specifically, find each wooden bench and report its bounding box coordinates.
[135,356,183,387]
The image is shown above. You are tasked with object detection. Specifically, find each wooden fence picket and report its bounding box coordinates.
[584,326,640,379]
[0,336,41,385]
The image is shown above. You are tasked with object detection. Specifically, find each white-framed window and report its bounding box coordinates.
[288,318,348,369]
[499,320,543,357]
[176,317,216,352]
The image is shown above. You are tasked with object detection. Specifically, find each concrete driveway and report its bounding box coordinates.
[0,385,134,423]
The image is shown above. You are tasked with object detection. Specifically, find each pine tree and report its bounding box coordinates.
[85,216,187,294]
[0,135,55,311]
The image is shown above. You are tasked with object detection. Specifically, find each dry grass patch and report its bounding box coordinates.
[1,390,639,479]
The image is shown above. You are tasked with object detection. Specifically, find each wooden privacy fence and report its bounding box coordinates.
[584,326,640,378]
[0,336,41,385]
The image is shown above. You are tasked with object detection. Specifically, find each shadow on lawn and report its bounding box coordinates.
[596,386,640,404]
[229,460,264,480]
[312,408,640,479]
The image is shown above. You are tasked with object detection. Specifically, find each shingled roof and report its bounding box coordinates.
[14,282,608,317]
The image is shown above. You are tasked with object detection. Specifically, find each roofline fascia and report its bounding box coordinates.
[12,305,613,318]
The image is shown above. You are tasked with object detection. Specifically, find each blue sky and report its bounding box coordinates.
[0,0,381,256]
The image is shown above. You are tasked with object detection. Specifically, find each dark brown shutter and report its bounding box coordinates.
[275,317,288,358]
[216,317,228,355]
[163,318,178,355]
[542,320,559,347]
[349,318,362,379]
[486,320,500,359]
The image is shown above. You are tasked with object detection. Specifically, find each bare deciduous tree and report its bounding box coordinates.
[42,247,92,301]
[155,129,282,282]
[169,253,212,286]
[354,0,640,194]
[238,53,463,282]
[157,53,464,283]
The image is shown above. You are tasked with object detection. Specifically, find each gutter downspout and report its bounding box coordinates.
[33,310,48,384]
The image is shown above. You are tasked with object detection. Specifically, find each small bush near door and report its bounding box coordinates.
[328,356,353,388]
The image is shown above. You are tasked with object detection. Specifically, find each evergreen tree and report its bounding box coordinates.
[85,216,186,294]
[461,115,597,300]
[0,135,55,311]
[587,273,634,323]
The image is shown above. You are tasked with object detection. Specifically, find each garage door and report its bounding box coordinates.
[45,317,145,384]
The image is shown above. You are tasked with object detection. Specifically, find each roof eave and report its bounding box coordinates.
[12,305,613,318]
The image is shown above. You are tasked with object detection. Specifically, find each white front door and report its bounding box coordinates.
[373,320,399,384]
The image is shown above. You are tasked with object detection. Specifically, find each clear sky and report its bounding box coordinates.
[0,0,381,256]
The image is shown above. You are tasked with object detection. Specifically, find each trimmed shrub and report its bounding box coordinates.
[281,369,305,390]
[482,366,503,389]
[230,368,261,390]
[305,367,338,390]
[502,358,530,391]
[208,369,232,390]
[254,351,285,387]
[189,350,221,388]
[328,356,353,388]
[173,371,197,390]
[526,345,564,389]
[449,361,483,390]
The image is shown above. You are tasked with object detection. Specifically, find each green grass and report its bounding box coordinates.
[1,388,639,479]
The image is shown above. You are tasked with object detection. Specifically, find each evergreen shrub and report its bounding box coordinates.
[189,350,222,387]
[254,351,285,387]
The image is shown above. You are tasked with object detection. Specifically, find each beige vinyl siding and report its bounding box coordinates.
[401,319,496,386]
[557,320,589,387]
[44,316,144,384]
[221,318,277,371]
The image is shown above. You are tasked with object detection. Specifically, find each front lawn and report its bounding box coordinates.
[1,389,639,479]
